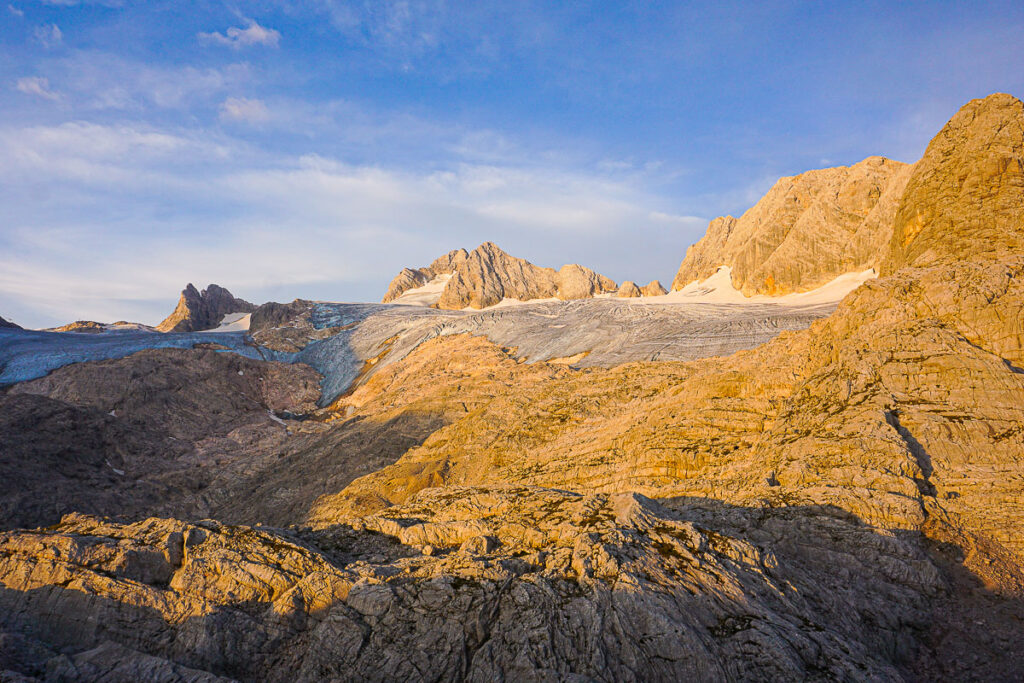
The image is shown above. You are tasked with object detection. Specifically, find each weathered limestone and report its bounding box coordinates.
[673,156,912,295]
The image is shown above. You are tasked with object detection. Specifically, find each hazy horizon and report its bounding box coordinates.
[2,1,1023,328]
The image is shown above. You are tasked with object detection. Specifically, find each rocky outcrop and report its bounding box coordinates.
[615,281,641,297]
[882,93,1024,273]
[0,487,987,681]
[382,249,469,302]
[0,315,21,330]
[156,284,255,333]
[673,156,913,295]
[49,320,106,333]
[436,242,616,309]
[641,280,668,296]
[47,320,157,334]
[616,280,668,297]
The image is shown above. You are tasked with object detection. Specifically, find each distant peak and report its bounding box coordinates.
[156,283,255,333]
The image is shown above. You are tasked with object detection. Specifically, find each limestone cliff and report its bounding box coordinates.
[882,92,1024,273]
[641,280,668,296]
[673,156,913,295]
[156,283,256,333]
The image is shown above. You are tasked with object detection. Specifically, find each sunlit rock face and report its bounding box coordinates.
[882,93,1024,272]
[385,242,618,309]
[673,156,913,295]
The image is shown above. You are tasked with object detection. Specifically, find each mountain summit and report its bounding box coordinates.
[156,283,256,333]
[385,242,618,309]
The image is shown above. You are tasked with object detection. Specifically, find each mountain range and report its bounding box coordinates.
[0,93,1022,681]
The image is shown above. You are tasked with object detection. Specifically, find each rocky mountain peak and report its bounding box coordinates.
[156,283,256,333]
[436,242,617,309]
[673,155,912,295]
[0,315,21,330]
[384,242,617,309]
[881,92,1024,273]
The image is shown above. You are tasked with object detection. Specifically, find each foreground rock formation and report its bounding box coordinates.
[0,93,1023,681]
[385,242,618,309]
[156,284,255,333]
[0,488,987,681]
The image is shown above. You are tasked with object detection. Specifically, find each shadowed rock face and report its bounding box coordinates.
[673,156,913,295]
[0,315,21,329]
[156,283,256,333]
[882,92,1024,273]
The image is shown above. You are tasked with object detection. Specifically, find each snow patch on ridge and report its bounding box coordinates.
[645,266,876,306]
[387,274,452,307]
[198,311,251,333]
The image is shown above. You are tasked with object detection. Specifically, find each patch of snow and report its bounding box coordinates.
[267,410,288,427]
[199,312,251,333]
[387,274,452,307]
[445,266,874,311]
[105,459,125,476]
[628,266,876,306]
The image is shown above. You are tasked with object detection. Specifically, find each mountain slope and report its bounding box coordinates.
[382,248,469,302]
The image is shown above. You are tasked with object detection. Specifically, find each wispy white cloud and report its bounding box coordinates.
[0,118,699,327]
[8,4,23,17]
[198,20,280,49]
[14,76,61,101]
[219,96,270,123]
[23,51,252,111]
[34,23,63,49]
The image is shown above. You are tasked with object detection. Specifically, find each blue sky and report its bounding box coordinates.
[1,1,1023,327]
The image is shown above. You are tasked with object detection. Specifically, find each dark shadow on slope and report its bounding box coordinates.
[205,411,450,527]
[657,495,1024,682]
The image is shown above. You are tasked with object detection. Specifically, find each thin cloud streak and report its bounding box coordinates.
[198,20,281,49]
